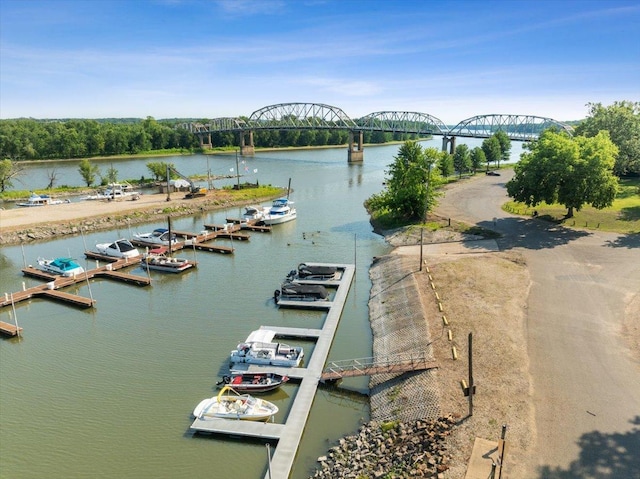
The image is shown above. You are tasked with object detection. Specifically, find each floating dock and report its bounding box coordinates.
[131,222,262,256]
[189,263,354,479]
[1,256,149,312]
[0,321,22,337]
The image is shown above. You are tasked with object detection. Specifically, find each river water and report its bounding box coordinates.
[0,139,524,479]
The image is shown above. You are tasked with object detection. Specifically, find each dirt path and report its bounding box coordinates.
[376,228,534,478]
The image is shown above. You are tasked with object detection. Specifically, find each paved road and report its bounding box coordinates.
[436,171,640,478]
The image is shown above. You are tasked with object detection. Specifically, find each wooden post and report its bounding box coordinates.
[419,228,424,271]
[167,216,173,256]
[498,424,507,479]
[468,332,474,416]
[166,164,171,202]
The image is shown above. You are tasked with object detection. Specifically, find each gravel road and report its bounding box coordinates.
[436,171,640,478]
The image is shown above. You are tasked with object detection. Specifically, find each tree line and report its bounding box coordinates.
[0,116,420,162]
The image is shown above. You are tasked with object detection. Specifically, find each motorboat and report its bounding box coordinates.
[141,247,195,273]
[230,329,304,367]
[81,183,140,201]
[274,281,329,303]
[287,263,338,281]
[261,197,297,225]
[17,193,68,207]
[132,228,178,246]
[243,205,267,221]
[238,205,269,229]
[216,372,289,393]
[192,386,278,421]
[36,257,85,277]
[94,239,140,259]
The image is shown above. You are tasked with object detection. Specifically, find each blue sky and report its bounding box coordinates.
[1,0,638,124]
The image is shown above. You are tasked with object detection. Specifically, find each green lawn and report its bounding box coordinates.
[503,177,640,234]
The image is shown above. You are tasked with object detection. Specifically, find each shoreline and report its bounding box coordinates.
[0,190,284,246]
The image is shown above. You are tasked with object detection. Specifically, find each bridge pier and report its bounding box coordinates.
[239,130,255,156]
[348,130,364,163]
[198,132,212,149]
[442,135,456,154]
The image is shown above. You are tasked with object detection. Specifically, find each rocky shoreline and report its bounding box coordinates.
[306,230,472,479]
[310,416,456,478]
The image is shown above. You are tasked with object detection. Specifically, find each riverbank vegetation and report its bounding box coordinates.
[365,133,513,231]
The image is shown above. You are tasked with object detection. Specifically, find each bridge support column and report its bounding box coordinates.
[199,133,212,149]
[441,136,456,155]
[348,131,364,163]
[239,130,255,156]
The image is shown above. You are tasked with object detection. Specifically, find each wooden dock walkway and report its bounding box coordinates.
[1,256,150,311]
[130,225,246,255]
[0,321,22,337]
[189,263,355,479]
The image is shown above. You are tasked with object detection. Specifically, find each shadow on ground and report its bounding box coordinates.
[537,416,640,479]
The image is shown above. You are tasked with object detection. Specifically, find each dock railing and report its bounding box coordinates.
[321,351,438,381]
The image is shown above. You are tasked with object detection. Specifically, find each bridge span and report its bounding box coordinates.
[180,102,573,162]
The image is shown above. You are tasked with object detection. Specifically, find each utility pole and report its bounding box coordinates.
[235,149,240,190]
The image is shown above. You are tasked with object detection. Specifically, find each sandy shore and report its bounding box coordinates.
[0,190,280,245]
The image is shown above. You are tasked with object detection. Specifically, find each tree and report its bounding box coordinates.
[493,130,512,167]
[453,144,472,178]
[101,165,119,185]
[45,169,59,189]
[471,147,486,172]
[506,130,618,218]
[78,159,100,187]
[482,136,501,172]
[146,161,176,181]
[574,101,640,176]
[365,141,443,221]
[438,153,454,178]
[0,158,24,192]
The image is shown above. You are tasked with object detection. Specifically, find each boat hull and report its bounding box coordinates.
[193,389,278,421]
[218,372,288,393]
[262,211,297,225]
[36,257,85,277]
[141,256,194,273]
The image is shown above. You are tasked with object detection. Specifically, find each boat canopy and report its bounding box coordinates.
[245,329,276,344]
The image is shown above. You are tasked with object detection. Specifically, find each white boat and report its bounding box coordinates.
[261,197,297,225]
[192,386,278,421]
[237,205,268,229]
[17,193,68,207]
[81,183,140,201]
[36,257,85,277]
[94,239,140,259]
[141,247,195,273]
[132,228,178,246]
[230,329,304,367]
[244,205,268,221]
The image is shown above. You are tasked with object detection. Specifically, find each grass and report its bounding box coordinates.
[503,177,640,234]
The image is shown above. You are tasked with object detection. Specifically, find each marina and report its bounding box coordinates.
[190,263,355,479]
[0,145,404,479]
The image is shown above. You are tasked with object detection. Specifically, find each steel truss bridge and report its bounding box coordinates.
[180,102,573,162]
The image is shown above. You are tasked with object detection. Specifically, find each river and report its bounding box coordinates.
[0,139,524,479]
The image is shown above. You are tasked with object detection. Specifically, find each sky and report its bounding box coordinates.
[0,0,638,125]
